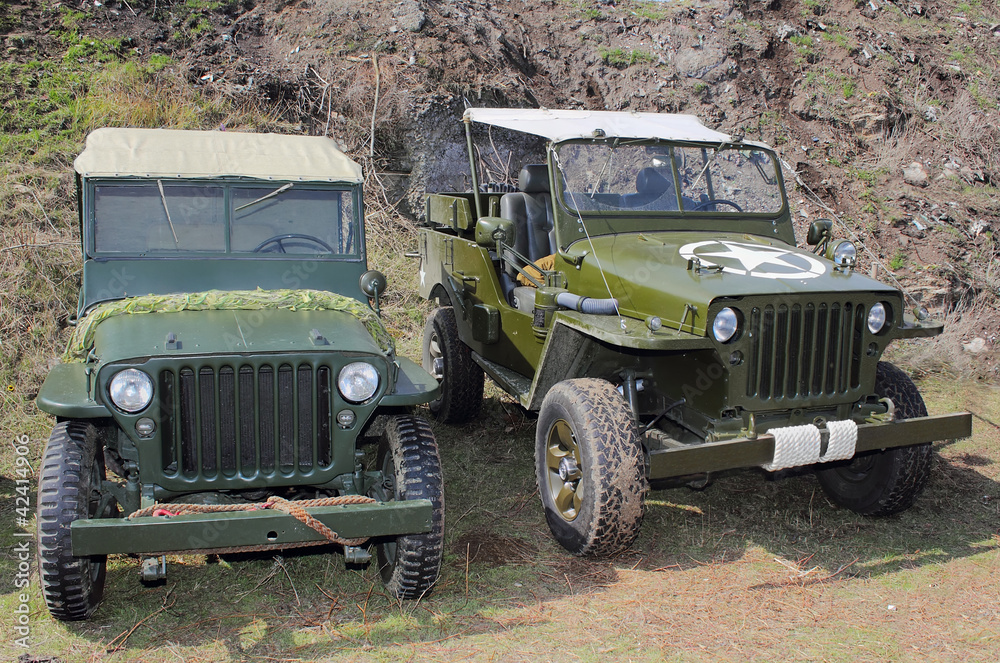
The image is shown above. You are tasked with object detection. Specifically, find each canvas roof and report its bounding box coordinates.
[74,128,363,182]
[463,108,731,143]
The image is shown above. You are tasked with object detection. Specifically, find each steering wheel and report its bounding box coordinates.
[253,234,335,253]
[689,199,743,212]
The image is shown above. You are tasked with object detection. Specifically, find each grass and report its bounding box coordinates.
[2,380,998,661]
[599,47,655,68]
[3,3,1000,660]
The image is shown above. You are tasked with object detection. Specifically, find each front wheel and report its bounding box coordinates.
[371,415,444,599]
[536,379,647,556]
[816,362,933,516]
[422,307,484,424]
[37,421,116,621]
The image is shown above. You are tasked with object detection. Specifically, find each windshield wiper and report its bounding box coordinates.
[156,180,179,246]
[587,138,619,199]
[235,183,294,212]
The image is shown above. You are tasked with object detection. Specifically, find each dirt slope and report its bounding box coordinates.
[3,0,998,376]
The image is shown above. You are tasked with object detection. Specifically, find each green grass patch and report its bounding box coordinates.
[599,47,654,68]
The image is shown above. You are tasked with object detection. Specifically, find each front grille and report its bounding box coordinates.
[745,301,865,401]
[159,363,334,478]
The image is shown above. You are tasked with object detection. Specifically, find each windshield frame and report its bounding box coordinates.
[549,138,790,248]
[83,177,363,261]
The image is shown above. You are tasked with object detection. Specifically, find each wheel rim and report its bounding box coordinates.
[544,419,583,521]
[86,457,104,584]
[427,332,444,380]
[375,454,399,562]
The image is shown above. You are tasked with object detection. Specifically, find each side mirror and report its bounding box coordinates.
[806,219,833,246]
[475,216,516,249]
[359,270,388,315]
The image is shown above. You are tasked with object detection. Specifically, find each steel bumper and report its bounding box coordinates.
[72,499,433,556]
[647,412,973,480]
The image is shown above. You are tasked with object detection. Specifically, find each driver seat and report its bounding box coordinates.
[622,168,678,210]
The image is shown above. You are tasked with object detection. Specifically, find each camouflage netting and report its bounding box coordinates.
[63,289,394,362]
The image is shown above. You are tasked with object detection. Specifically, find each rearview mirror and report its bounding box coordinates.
[475,216,516,249]
[806,219,834,246]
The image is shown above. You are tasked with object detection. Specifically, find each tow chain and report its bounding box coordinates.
[128,495,377,553]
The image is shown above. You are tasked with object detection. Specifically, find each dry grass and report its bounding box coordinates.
[3,381,997,662]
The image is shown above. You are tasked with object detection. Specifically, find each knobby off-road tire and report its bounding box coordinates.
[536,379,648,556]
[37,420,116,621]
[422,307,484,424]
[816,362,933,516]
[374,415,445,599]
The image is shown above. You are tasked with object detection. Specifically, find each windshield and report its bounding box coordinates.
[91,182,357,256]
[555,141,784,215]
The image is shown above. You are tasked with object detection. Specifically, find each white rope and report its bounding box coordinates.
[821,419,858,462]
[763,423,821,471]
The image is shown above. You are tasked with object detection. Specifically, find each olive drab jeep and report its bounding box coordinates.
[35,128,443,621]
[416,108,972,556]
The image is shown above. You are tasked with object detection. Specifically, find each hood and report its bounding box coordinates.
[570,231,898,335]
[90,308,385,366]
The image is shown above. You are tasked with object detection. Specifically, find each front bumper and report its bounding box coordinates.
[72,499,432,556]
[647,412,972,480]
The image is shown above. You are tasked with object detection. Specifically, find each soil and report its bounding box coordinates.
[3,0,998,377]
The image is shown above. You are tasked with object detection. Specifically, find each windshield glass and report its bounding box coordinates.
[92,182,356,256]
[556,141,784,215]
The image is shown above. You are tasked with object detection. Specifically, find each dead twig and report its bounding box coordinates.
[107,584,176,651]
[273,555,301,606]
[369,52,380,157]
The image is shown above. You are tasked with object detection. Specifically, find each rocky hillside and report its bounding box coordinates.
[1,0,998,411]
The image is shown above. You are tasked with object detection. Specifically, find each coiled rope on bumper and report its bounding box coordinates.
[128,495,377,553]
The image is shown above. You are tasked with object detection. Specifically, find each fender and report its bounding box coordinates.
[36,362,111,418]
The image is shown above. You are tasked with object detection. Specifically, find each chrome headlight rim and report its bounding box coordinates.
[712,307,740,343]
[828,240,857,266]
[337,361,380,404]
[108,368,154,413]
[867,302,888,334]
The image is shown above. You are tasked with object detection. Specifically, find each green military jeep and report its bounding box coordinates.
[35,128,443,620]
[417,108,971,556]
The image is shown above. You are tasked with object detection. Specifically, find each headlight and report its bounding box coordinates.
[108,368,154,413]
[337,362,380,403]
[828,240,857,266]
[867,302,887,334]
[712,307,739,343]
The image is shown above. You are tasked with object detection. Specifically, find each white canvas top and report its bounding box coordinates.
[463,108,731,143]
[74,128,363,182]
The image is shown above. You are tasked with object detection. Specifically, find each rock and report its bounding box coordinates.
[776,24,800,41]
[790,92,817,120]
[903,161,929,187]
[924,105,937,121]
[393,1,426,33]
[674,45,728,83]
[963,337,987,354]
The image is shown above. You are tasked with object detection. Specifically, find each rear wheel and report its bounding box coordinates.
[422,307,484,423]
[372,415,444,599]
[816,362,933,515]
[37,421,116,621]
[536,379,647,556]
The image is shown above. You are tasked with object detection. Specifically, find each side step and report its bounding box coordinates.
[470,352,532,406]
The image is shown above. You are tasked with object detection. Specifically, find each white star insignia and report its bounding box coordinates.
[679,240,826,280]
[699,241,805,272]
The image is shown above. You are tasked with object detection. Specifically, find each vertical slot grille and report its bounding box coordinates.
[745,301,864,402]
[160,362,333,478]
